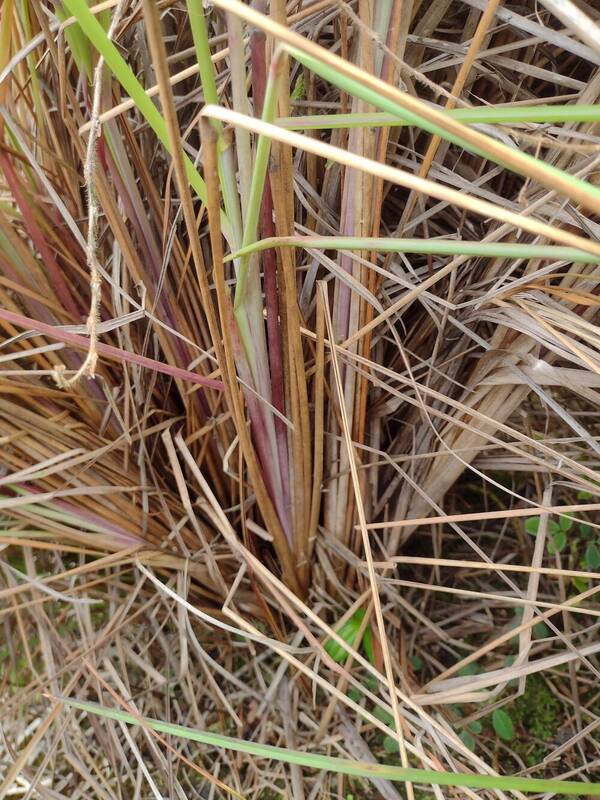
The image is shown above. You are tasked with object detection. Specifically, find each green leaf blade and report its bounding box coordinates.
[59,697,600,795]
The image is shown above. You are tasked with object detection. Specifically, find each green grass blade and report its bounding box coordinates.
[186,0,220,109]
[227,236,600,264]
[279,105,600,130]
[234,51,281,309]
[186,0,243,247]
[61,698,600,795]
[54,2,93,81]
[60,0,231,241]
[15,0,43,118]
[285,45,600,209]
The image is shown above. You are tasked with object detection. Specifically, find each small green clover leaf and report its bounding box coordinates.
[584,543,600,570]
[460,730,476,751]
[559,515,573,532]
[457,661,482,677]
[572,576,589,593]
[524,517,567,554]
[492,709,515,741]
[547,528,567,555]
[373,705,394,726]
[524,516,542,536]
[533,621,550,639]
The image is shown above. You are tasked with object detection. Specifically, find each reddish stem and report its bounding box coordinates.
[250,25,291,519]
[0,307,224,390]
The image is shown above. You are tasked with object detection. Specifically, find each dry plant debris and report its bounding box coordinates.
[1,0,600,797]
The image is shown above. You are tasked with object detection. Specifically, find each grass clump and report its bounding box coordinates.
[1,0,600,797]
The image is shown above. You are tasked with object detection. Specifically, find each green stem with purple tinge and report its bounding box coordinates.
[250,25,291,531]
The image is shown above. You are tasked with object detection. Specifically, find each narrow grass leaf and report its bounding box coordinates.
[227,237,600,265]
[279,105,600,130]
[59,698,600,794]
